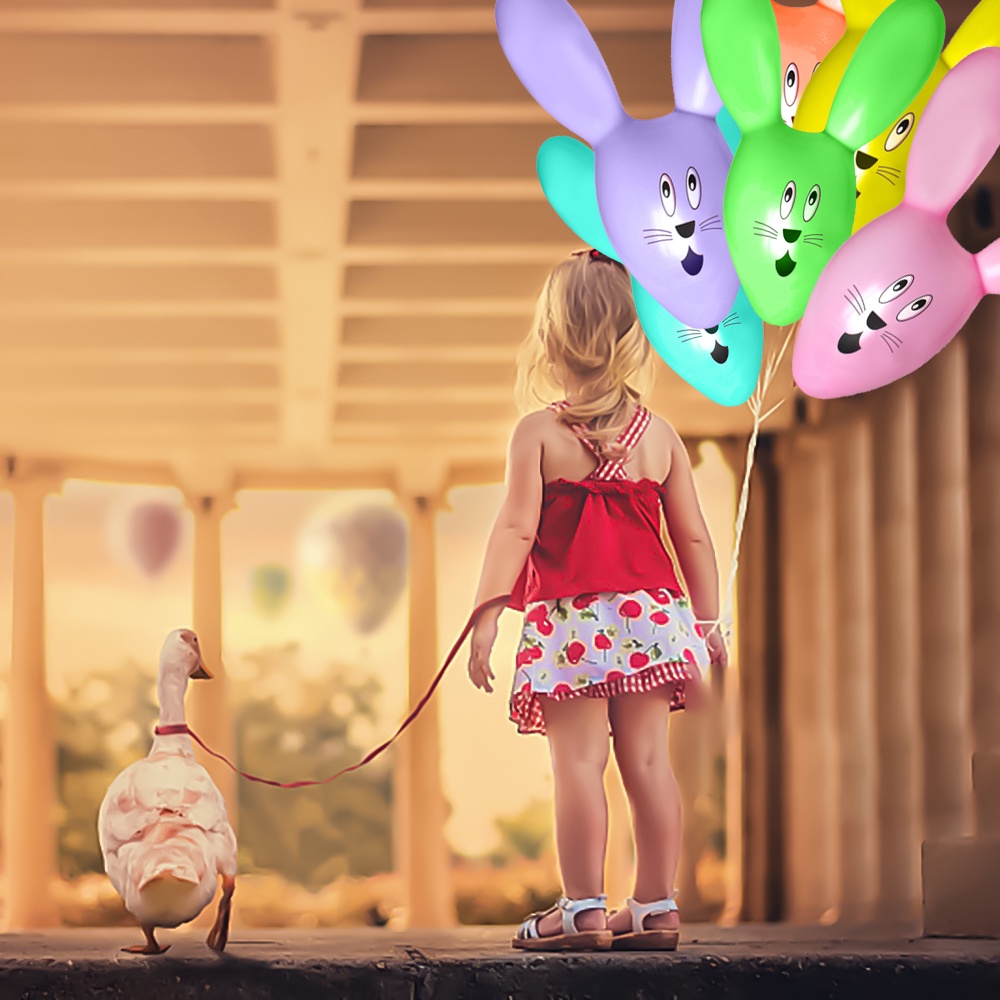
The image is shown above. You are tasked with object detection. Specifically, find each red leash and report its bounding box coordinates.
[154,596,508,789]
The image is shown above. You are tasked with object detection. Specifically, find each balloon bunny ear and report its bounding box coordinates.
[702,0,782,133]
[536,136,619,259]
[495,0,625,145]
[904,48,1000,220]
[943,0,1000,69]
[671,0,722,118]
[824,0,944,152]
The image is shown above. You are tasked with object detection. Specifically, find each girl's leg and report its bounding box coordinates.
[533,694,611,936]
[607,687,681,933]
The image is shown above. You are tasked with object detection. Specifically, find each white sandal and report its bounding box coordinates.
[512,894,613,952]
[611,895,680,951]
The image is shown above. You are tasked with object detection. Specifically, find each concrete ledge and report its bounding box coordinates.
[0,926,998,1000]
[923,835,1000,938]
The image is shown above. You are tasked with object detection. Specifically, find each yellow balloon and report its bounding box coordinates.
[793,0,895,135]
[853,0,1000,231]
[797,0,1000,233]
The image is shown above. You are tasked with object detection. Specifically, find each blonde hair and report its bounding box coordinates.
[516,251,654,458]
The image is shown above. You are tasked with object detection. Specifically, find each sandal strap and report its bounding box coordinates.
[625,895,677,933]
[557,894,608,936]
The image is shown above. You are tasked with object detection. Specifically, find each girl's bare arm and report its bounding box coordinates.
[472,414,545,616]
[660,435,720,625]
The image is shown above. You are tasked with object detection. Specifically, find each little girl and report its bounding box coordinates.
[468,249,726,952]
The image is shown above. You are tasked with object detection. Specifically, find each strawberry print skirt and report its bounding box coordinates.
[509,588,709,736]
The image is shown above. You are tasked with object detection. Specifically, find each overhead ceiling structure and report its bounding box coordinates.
[0,0,792,491]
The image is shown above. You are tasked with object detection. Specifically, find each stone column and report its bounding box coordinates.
[4,471,61,929]
[396,487,455,928]
[186,493,238,829]
[830,407,879,922]
[778,432,839,923]
[917,339,974,842]
[870,380,923,920]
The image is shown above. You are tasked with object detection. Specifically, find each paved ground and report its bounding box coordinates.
[0,924,996,999]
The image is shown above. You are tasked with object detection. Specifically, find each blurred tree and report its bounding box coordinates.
[490,798,553,866]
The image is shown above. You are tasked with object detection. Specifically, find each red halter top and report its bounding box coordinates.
[508,402,683,612]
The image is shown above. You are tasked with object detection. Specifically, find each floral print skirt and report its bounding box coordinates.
[509,588,709,736]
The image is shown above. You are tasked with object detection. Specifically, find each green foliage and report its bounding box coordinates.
[54,645,393,888]
[490,798,553,865]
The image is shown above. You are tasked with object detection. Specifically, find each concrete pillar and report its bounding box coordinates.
[737,445,779,922]
[968,299,1000,760]
[778,432,839,923]
[603,765,633,910]
[186,494,238,829]
[917,339,975,842]
[4,471,61,929]
[870,380,923,920]
[830,408,879,922]
[397,490,455,928]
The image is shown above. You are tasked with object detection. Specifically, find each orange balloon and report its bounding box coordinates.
[772,0,846,126]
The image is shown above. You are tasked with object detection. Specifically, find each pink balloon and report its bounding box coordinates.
[792,48,1000,399]
[127,502,181,576]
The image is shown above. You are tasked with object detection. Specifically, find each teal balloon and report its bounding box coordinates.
[716,106,741,154]
[251,564,291,617]
[536,135,762,406]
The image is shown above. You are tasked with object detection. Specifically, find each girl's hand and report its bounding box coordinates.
[468,616,499,693]
[706,628,728,669]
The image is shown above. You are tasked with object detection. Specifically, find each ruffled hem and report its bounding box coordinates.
[509,660,696,736]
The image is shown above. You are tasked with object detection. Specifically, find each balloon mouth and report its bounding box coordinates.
[711,341,729,364]
[681,248,704,276]
[838,331,863,354]
[775,252,796,277]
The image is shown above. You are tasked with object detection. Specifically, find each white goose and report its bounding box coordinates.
[99,629,237,955]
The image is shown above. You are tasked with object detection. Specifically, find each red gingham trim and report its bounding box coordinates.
[548,402,651,481]
[510,660,693,736]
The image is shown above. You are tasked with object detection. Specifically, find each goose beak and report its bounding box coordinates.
[191,658,213,680]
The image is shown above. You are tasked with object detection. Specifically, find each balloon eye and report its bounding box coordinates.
[783,63,799,107]
[779,181,796,220]
[686,167,702,210]
[884,112,915,153]
[879,274,914,303]
[660,173,676,217]
[897,294,932,322]
[803,185,821,223]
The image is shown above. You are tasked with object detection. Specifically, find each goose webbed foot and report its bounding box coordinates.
[122,926,169,955]
[207,874,235,953]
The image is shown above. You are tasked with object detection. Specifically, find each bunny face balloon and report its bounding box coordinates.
[701,0,944,325]
[853,0,1000,232]
[771,0,845,127]
[495,0,739,329]
[792,48,1000,399]
[537,134,763,406]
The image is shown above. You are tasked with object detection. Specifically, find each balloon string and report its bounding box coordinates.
[154,595,509,789]
[697,321,798,644]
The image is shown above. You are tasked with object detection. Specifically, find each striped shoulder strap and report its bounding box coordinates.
[548,401,651,480]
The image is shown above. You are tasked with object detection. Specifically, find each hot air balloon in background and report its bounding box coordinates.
[125,502,182,577]
[298,504,408,635]
[250,563,292,617]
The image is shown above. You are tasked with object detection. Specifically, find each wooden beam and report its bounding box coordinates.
[0,248,278,266]
[275,0,360,451]
[0,6,670,37]
[0,104,277,125]
[0,301,276,319]
[0,180,278,201]
[346,179,544,201]
[339,298,534,318]
[352,101,669,125]
[343,243,575,265]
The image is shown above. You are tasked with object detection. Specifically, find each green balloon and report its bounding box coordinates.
[251,564,291,617]
[701,0,945,325]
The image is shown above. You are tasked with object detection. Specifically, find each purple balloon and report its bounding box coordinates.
[127,502,181,577]
[496,0,739,328]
